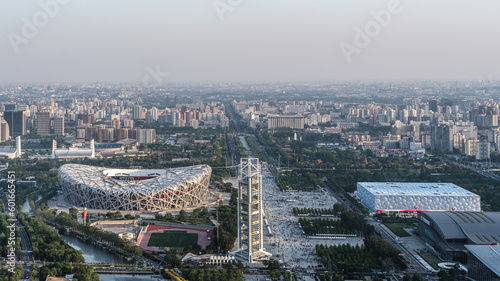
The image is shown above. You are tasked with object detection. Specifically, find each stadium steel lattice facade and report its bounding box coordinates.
[59,164,211,210]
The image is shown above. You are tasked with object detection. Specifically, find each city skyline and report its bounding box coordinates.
[3,1,500,280]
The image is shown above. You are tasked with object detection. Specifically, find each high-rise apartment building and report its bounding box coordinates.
[0,118,10,142]
[54,117,64,135]
[124,118,133,128]
[476,140,490,160]
[97,127,115,143]
[111,118,120,129]
[75,113,95,125]
[431,122,477,153]
[267,115,305,129]
[133,105,142,120]
[465,139,479,156]
[3,110,26,135]
[37,112,51,135]
[431,124,453,153]
[151,107,158,121]
[137,129,156,144]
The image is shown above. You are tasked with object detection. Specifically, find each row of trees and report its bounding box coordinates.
[207,189,238,254]
[155,207,212,225]
[293,207,337,216]
[0,265,24,281]
[315,222,407,273]
[276,171,322,191]
[292,202,347,216]
[181,268,244,281]
[322,176,370,214]
[36,203,143,256]
[18,212,85,263]
[299,218,355,236]
[315,273,343,281]
[255,131,289,167]
[315,243,382,273]
[0,213,21,258]
[297,208,372,236]
[164,269,187,281]
[3,159,61,191]
[244,136,263,161]
[29,262,99,281]
[233,136,247,158]
[363,234,407,270]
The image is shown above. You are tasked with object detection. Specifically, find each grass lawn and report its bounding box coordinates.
[419,252,441,270]
[384,223,414,237]
[147,231,199,250]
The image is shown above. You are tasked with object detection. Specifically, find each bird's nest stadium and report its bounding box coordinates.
[58,164,212,210]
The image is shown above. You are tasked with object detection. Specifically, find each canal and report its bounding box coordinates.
[61,235,123,264]
[61,235,163,280]
[21,195,42,213]
[23,197,163,279]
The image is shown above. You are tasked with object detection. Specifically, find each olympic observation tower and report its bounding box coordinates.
[232,158,271,263]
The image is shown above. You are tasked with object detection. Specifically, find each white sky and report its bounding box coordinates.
[1,0,499,83]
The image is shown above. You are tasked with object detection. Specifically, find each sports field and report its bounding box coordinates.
[138,225,213,253]
[147,230,199,250]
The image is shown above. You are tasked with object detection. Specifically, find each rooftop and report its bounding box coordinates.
[465,245,500,277]
[421,212,500,244]
[58,164,211,193]
[0,146,17,153]
[103,168,166,178]
[268,114,304,118]
[54,148,93,158]
[358,182,478,197]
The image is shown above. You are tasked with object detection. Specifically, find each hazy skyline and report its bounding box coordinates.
[1,0,500,83]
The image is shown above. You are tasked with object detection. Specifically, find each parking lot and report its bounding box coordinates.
[260,164,364,271]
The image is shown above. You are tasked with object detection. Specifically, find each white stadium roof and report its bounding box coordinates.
[357,182,477,197]
[59,164,210,192]
[357,182,481,212]
[102,168,167,178]
[59,164,212,210]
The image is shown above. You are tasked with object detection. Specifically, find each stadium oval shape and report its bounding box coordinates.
[58,164,212,210]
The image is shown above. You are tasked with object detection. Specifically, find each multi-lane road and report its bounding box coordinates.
[450,159,500,181]
[248,135,279,176]
[15,220,34,263]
